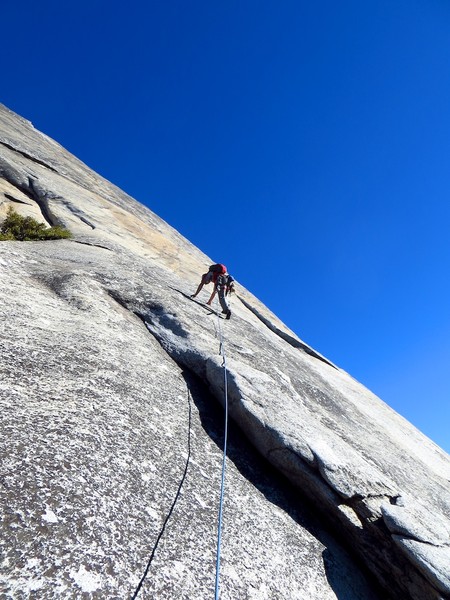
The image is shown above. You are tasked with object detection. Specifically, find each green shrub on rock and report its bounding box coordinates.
[0,207,72,241]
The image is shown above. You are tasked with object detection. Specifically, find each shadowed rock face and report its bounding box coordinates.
[1,104,449,600]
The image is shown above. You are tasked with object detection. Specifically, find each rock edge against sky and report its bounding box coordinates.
[1,104,449,599]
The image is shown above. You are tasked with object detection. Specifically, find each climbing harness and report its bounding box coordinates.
[214,302,229,600]
[131,389,192,599]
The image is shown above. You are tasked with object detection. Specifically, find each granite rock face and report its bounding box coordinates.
[1,104,449,600]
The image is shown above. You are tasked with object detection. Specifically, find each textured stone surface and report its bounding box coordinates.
[1,104,450,599]
[0,243,381,600]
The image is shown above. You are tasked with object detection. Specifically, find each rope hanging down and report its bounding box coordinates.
[133,298,229,599]
[214,305,229,600]
[131,389,192,599]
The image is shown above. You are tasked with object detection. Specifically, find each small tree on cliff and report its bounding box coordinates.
[0,207,72,241]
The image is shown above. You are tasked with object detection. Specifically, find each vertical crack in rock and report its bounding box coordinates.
[153,312,448,599]
[27,178,58,226]
[381,501,450,546]
[0,155,95,229]
[381,502,450,596]
[237,295,337,369]
[0,156,57,226]
[0,157,39,204]
[107,292,391,599]
[2,193,33,206]
[390,536,450,597]
[57,197,96,229]
[71,240,112,251]
[0,140,59,172]
[28,179,96,229]
[103,289,442,600]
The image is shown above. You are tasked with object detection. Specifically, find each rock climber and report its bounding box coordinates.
[191,264,235,319]
[191,264,227,301]
[213,271,235,319]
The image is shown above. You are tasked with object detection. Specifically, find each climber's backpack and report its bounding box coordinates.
[208,263,227,274]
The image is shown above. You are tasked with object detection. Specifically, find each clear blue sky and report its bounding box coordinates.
[2,1,449,453]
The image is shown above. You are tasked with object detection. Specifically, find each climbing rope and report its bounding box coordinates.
[214,303,229,600]
[131,389,192,599]
[133,295,230,599]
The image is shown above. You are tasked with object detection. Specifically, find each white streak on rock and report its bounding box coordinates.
[70,565,102,593]
[42,506,59,523]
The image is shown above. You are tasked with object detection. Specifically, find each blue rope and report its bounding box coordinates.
[214,310,229,600]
